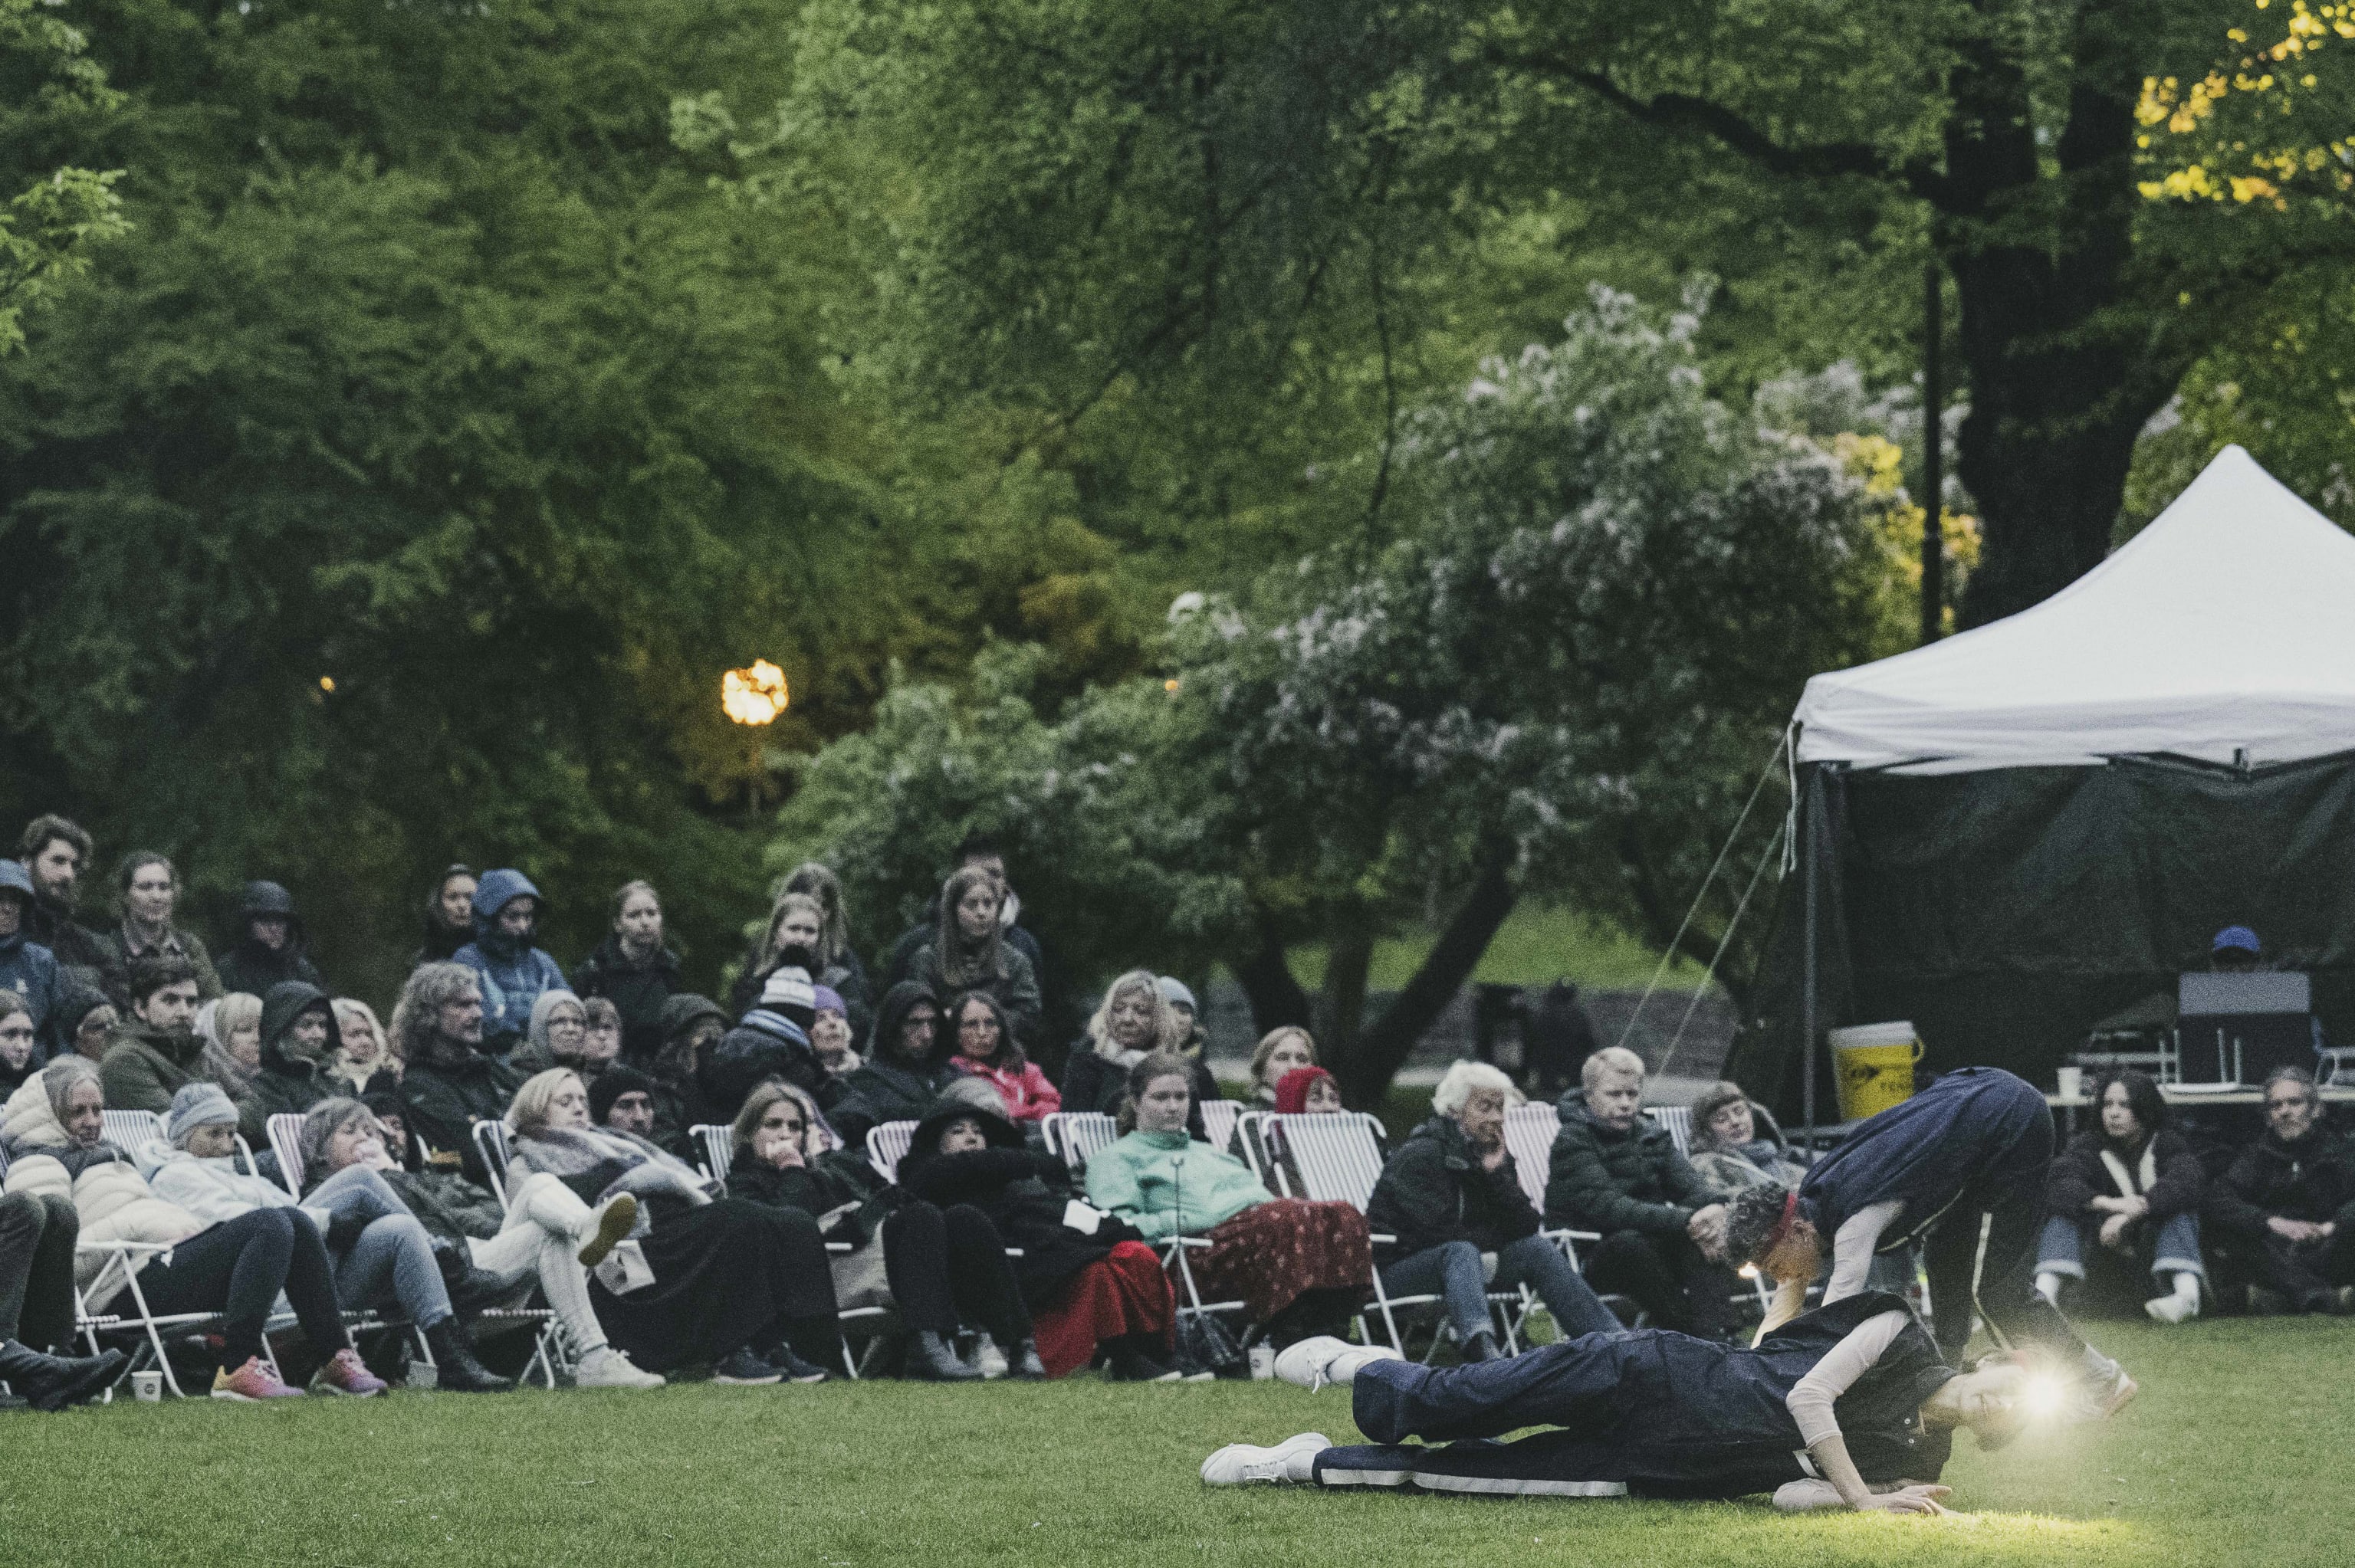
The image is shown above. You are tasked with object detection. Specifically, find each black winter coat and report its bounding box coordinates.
[402,1038,527,1182]
[1059,1046,1223,1138]
[1369,1116,1542,1258]
[2206,1127,2355,1238]
[215,943,326,1000]
[235,981,339,1144]
[2045,1128,2202,1223]
[827,1057,952,1148]
[897,1104,1136,1298]
[1543,1092,1713,1235]
[728,1151,892,1243]
[571,935,683,1063]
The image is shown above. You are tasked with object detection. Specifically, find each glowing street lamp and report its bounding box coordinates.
[722,660,789,726]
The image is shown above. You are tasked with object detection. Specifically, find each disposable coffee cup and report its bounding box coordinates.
[2055,1066,2084,1100]
[130,1370,163,1403]
[408,1360,438,1390]
[1247,1344,1276,1381]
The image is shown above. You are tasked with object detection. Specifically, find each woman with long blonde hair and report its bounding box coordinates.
[1059,970,1223,1127]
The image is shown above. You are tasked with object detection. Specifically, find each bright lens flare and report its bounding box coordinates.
[2022,1374,2070,1419]
[721,660,789,726]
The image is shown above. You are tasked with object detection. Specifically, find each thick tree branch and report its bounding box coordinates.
[1494,51,1956,210]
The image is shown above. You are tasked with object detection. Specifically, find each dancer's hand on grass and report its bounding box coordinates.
[1859,1484,1953,1516]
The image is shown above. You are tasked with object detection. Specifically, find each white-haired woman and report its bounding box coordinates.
[504,1068,840,1384]
[1367,1062,1618,1358]
[1059,971,1220,1124]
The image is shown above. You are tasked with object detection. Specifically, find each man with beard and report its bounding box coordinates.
[97,956,206,1114]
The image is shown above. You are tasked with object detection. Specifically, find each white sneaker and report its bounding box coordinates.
[1200,1432,1332,1486]
[2143,1292,2198,1325]
[573,1346,664,1389]
[972,1333,1010,1380]
[1273,1336,1403,1392]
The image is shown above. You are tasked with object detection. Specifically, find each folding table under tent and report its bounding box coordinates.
[1723,445,2355,1133]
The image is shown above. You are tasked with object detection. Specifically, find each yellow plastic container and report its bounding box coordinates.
[1828,1022,1923,1121]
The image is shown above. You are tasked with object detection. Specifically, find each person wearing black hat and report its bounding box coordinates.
[591,1064,662,1140]
[214,881,326,999]
[235,981,341,1143]
[829,982,955,1149]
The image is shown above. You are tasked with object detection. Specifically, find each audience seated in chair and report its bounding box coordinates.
[2,1058,375,1399]
[1247,1027,1319,1110]
[1368,1062,1619,1359]
[1684,1081,1808,1199]
[948,989,1061,1126]
[828,984,954,1150]
[899,1100,1174,1380]
[728,1078,1043,1381]
[504,1068,841,1384]
[97,955,205,1114]
[1086,1051,1370,1351]
[302,1096,660,1387]
[1544,1047,1737,1337]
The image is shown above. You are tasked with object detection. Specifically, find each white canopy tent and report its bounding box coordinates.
[1794,445,2355,772]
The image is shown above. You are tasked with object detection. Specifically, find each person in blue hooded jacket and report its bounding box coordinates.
[0,861,64,1063]
[1730,1066,2135,1415]
[451,869,568,1056]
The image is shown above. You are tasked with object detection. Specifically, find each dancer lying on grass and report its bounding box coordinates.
[1201,1292,2035,1514]
[1731,1066,2135,1413]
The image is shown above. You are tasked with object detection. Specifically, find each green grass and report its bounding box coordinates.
[1283,905,1709,994]
[5,1317,2343,1566]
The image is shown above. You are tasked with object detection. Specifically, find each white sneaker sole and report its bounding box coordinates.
[1201,1432,1332,1485]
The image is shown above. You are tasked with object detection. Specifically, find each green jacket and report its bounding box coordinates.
[1084,1127,1270,1243]
[1542,1096,1714,1235]
[98,1024,208,1114]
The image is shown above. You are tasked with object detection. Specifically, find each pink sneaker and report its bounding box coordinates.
[315,1347,389,1397]
[211,1355,304,1401]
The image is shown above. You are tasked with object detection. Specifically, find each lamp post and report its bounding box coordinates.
[1920,260,1945,646]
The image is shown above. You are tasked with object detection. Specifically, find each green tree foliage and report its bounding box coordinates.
[0,0,940,996]
[0,0,126,354]
[772,292,1891,1098]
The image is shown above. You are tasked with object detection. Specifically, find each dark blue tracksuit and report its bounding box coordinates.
[1799,1066,2077,1360]
[1315,1293,1956,1498]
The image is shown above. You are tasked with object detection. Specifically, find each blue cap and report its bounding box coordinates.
[2212,925,2261,955]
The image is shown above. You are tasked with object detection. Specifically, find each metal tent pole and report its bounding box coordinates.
[1800,762,1819,1149]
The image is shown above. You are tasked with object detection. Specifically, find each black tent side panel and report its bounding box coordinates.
[1726,753,2355,1125]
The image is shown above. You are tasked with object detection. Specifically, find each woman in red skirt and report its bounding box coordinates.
[1086,1051,1371,1341]
[897,1101,1181,1380]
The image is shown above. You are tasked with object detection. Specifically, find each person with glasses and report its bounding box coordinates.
[2205,1066,2355,1315]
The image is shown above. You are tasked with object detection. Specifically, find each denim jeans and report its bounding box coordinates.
[307,1166,453,1330]
[2037,1209,2206,1284]
[1380,1235,1619,1347]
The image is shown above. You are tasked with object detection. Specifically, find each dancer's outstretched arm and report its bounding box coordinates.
[1785,1310,1953,1515]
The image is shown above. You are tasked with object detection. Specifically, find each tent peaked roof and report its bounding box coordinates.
[1795,445,2355,772]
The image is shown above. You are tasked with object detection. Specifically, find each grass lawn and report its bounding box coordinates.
[7,1316,2344,1567]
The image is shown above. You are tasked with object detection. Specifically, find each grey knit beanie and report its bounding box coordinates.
[167,1081,241,1148]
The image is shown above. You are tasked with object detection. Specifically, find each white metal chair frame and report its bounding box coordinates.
[1040,1110,1252,1343]
[865,1121,917,1184]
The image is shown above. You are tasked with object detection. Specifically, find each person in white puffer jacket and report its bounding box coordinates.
[1,1058,375,1399]
[139,1082,512,1394]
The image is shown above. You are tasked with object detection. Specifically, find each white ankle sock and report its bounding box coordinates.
[2035,1271,2063,1305]
[2170,1271,2200,1304]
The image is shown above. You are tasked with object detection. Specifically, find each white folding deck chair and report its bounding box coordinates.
[866,1120,916,1183]
[1040,1111,1118,1176]
[1644,1104,1694,1155]
[690,1124,733,1182]
[100,1109,164,1153]
[1263,1111,1461,1355]
[1197,1098,1240,1153]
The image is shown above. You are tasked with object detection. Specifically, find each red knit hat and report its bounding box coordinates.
[1273,1066,1338,1115]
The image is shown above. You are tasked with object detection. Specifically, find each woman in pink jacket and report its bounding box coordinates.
[946,991,1061,1125]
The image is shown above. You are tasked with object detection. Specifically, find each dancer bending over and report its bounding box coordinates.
[1204,1292,2031,1513]
[1729,1066,2133,1413]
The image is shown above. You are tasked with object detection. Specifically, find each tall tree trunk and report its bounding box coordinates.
[1231,909,1313,1035]
[1944,0,2183,627]
[1319,905,1377,1073]
[1330,840,1519,1108]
